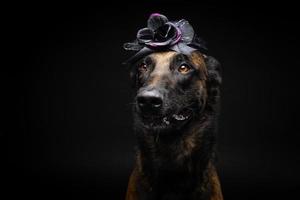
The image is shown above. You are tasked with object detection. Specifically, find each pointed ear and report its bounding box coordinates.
[205,56,222,86]
[130,69,138,88]
[204,56,222,105]
[129,62,141,89]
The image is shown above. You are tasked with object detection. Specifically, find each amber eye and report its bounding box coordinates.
[178,64,191,74]
[138,63,148,72]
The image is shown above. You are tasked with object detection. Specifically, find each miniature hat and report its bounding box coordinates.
[123,13,207,64]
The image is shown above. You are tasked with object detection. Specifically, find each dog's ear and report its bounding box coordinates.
[205,56,222,105]
[205,56,222,86]
[129,66,139,89]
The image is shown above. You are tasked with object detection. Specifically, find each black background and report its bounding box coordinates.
[3,1,300,200]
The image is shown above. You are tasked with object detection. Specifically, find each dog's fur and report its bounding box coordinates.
[126,51,223,200]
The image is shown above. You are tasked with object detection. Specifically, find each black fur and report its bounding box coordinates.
[130,53,222,200]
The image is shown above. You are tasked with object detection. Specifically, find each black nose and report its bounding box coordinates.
[137,90,163,113]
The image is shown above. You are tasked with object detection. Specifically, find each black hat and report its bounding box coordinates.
[123,13,207,64]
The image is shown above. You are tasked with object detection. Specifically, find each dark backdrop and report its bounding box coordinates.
[4,2,300,200]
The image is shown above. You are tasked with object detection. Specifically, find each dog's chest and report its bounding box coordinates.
[152,140,193,170]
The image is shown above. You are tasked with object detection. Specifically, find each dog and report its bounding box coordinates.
[125,50,223,200]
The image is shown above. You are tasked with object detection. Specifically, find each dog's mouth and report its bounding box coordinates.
[139,108,193,129]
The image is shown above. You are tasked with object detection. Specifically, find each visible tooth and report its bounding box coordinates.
[163,117,170,125]
[172,114,186,121]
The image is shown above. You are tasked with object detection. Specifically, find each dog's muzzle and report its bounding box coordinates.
[136,88,193,129]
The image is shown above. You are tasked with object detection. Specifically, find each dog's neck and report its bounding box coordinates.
[135,113,216,194]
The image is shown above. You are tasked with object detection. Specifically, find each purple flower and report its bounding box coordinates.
[124,13,195,50]
[137,20,181,47]
[123,13,207,64]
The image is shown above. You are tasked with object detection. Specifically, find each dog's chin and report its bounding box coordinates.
[137,109,194,132]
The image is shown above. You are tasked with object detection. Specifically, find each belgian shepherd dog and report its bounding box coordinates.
[125,50,223,200]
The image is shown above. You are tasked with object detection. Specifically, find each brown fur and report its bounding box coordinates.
[126,51,223,200]
[126,162,223,200]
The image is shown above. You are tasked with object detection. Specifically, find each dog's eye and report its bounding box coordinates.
[178,64,191,74]
[138,63,148,73]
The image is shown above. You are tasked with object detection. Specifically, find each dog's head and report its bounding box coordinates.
[124,13,221,133]
[130,50,221,132]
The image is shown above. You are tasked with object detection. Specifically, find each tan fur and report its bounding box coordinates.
[126,51,223,200]
[150,51,177,76]
[207,163,224,200]
[190,51,208,79]
[126,167,138,200]
[126,165,223,200]
[190,51,208,114]
[148,51,177,87]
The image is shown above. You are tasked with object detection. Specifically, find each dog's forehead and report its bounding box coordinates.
[147,51,206,72]
[147,51,177,75]
[149,51,178,64]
